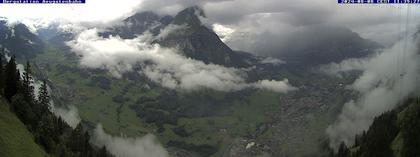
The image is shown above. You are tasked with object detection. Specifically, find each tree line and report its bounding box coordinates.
[330,99,420,157]
[0,55,114,157]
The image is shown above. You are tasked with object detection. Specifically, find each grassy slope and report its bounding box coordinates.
[0,97,46,157]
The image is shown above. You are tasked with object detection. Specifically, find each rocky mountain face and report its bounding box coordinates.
[0,20,44,59]
[157,6,256,67]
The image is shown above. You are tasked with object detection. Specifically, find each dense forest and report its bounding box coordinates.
[0,54,114,157]
[331,98,420,157]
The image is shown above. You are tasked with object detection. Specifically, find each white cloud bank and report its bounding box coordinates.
[253,79,293,93]
[92,125,168,157]
[67,28,296,93]
[319,58,370,77]
[326,33,420,150]
[212,23,235,42]
[53,106,81,128]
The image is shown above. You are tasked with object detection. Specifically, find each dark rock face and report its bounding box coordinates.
[172,6,205,30]
[159,25,252,67]
[0,20,44,59]
[158,6,255,67]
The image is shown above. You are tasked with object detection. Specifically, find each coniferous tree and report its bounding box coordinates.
[99,146,112,157]
[0,56,4,93]
[0,47,6,93]
[56,117,68,135]
[401,102,420,157]
[82,132,93,157]
[4,56,20,101]
[38,80,50,111]
[11,94,36,129]
[22,61,34,101]
[356,111,398,157]
[337,142,349,157]
[0,58,114,157]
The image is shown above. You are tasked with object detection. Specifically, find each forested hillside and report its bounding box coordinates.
[0,55,113,157]
[332,98,420,157]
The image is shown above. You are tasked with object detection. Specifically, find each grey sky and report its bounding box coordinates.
[0,0,418,49]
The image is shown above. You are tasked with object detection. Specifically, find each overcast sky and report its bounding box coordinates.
[0,0,419,50]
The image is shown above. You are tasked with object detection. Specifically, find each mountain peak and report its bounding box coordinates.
[156,6,256,67]
[185,5,205,17]
[173,5,206,29]
[125,11,160,24]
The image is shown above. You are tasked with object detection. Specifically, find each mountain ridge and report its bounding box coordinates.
[0,20,45,59]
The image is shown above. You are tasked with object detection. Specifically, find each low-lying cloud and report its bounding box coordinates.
[319,58,370,77]
[92,125,168,157]
[212,23,235,42]
[52,106,82,128]
[52,103,168,157]
[259,57,286,65]
[253,79,294,93]
[67,28,296,93]
[326,33,420,150]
